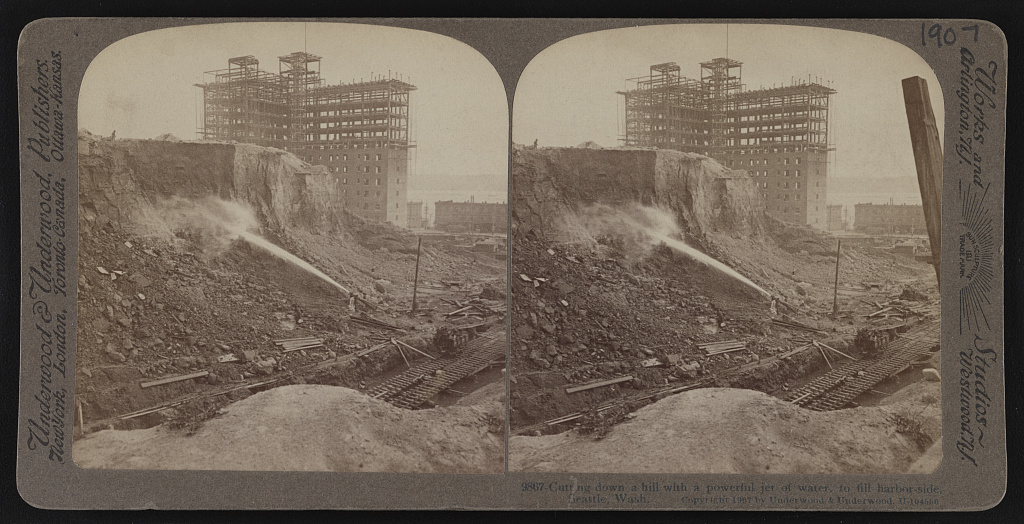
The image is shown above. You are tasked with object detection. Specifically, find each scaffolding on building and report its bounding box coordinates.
[618,62,709,153]
[725,80,835,155]
[618,57,837,229]
[700,58,743,154]
[195,55,290,149]
[195,53,416,155]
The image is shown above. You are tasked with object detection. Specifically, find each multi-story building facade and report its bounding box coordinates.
[197,52,416,225]
[619,58,836,229]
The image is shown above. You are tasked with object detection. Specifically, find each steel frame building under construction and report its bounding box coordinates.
[620,58,836,228]
[196,52,417,225]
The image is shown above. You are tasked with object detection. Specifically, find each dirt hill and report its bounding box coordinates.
[75,385,503,473]
[510,383,940,474]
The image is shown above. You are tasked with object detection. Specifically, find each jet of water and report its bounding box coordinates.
[232,229,351,296]
[651,231,770,297]
[581,203,770,297]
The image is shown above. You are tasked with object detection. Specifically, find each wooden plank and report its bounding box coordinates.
[356,342,391,357]
[706,346,746,356]
[698,340,743,349]
[278,341,322,348]
[565,375,634,394]
[446,306,473,317]
[816,344,833,370]
[350,316,402,331]
[273,337,320,344]
[700,343,745,351]
[282,345,322,354]
[140,371,209,389]
[393,338,436,360]
[902,76,942,285]
[279,341,323,349]
[817,341,858,361]
[867,306,893,318]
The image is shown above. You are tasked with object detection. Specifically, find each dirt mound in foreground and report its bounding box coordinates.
[510,386,939,474]
[74,385,503,473]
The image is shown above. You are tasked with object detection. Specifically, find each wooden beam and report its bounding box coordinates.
[902,76,942,285]
[706,346,747,356]
[565,375,634,394]
[140,371,209,389]
[698,340,743,349]
[868,306,893,318]
[393,341,410,368]
[817,341,858,361]
[273,337,320,344]
[393,338,436,360]
[282,345,323,353]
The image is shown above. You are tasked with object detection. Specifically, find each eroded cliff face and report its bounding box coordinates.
[511,147,764,242]
[77,133,348,235]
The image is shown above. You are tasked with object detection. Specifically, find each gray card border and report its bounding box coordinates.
[17,18,1007,510]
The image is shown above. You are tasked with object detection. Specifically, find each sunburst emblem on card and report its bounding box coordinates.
[956,180,995,334]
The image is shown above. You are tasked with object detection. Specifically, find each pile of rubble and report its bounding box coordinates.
[74,134,507,438]
[508,146,940,433]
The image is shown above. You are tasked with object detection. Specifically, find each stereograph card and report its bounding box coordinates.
[16,18,1006,510]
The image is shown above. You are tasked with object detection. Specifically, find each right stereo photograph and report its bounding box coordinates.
[508,23,944,474]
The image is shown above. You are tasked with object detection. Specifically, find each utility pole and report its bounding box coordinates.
[411,237,422,312]
[832,239,842,317]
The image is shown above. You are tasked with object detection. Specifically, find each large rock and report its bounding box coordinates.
[373,279,393,294]
[922,368,940,382]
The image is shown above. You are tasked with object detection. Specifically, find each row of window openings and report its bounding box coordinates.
[318,119,388,128]
[338,177,403,186]
[729,157,803,167]
[762,192,822,201]
[307,153,382,162]
[727,145,808,154]
[767,205,825,214]
[321,165,384,173]
[748,169,824,177]
[343,190,402,198]
[304,141,389,150]
[761,180,821,188]
[764,181,802,189]
[352,202,403,211]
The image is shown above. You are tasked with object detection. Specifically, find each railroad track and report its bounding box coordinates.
[785,319,940,411]
[368,332,505,409]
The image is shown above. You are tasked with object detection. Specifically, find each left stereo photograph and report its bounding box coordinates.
[71,22,509,473]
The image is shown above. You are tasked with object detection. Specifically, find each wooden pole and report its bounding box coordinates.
[832,239,841,317]
[902,76,942,286]
[394,338,435,360]
[411,237,422,312]
[395,342,410,368]
[816,342,833,370]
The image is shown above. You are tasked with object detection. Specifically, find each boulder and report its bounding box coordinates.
[922,368,940,382]
[515,325,534,339]
[373,279,393,294]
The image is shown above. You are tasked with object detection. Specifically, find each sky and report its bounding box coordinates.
[79,22,509,185]
[513,23,945,188]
